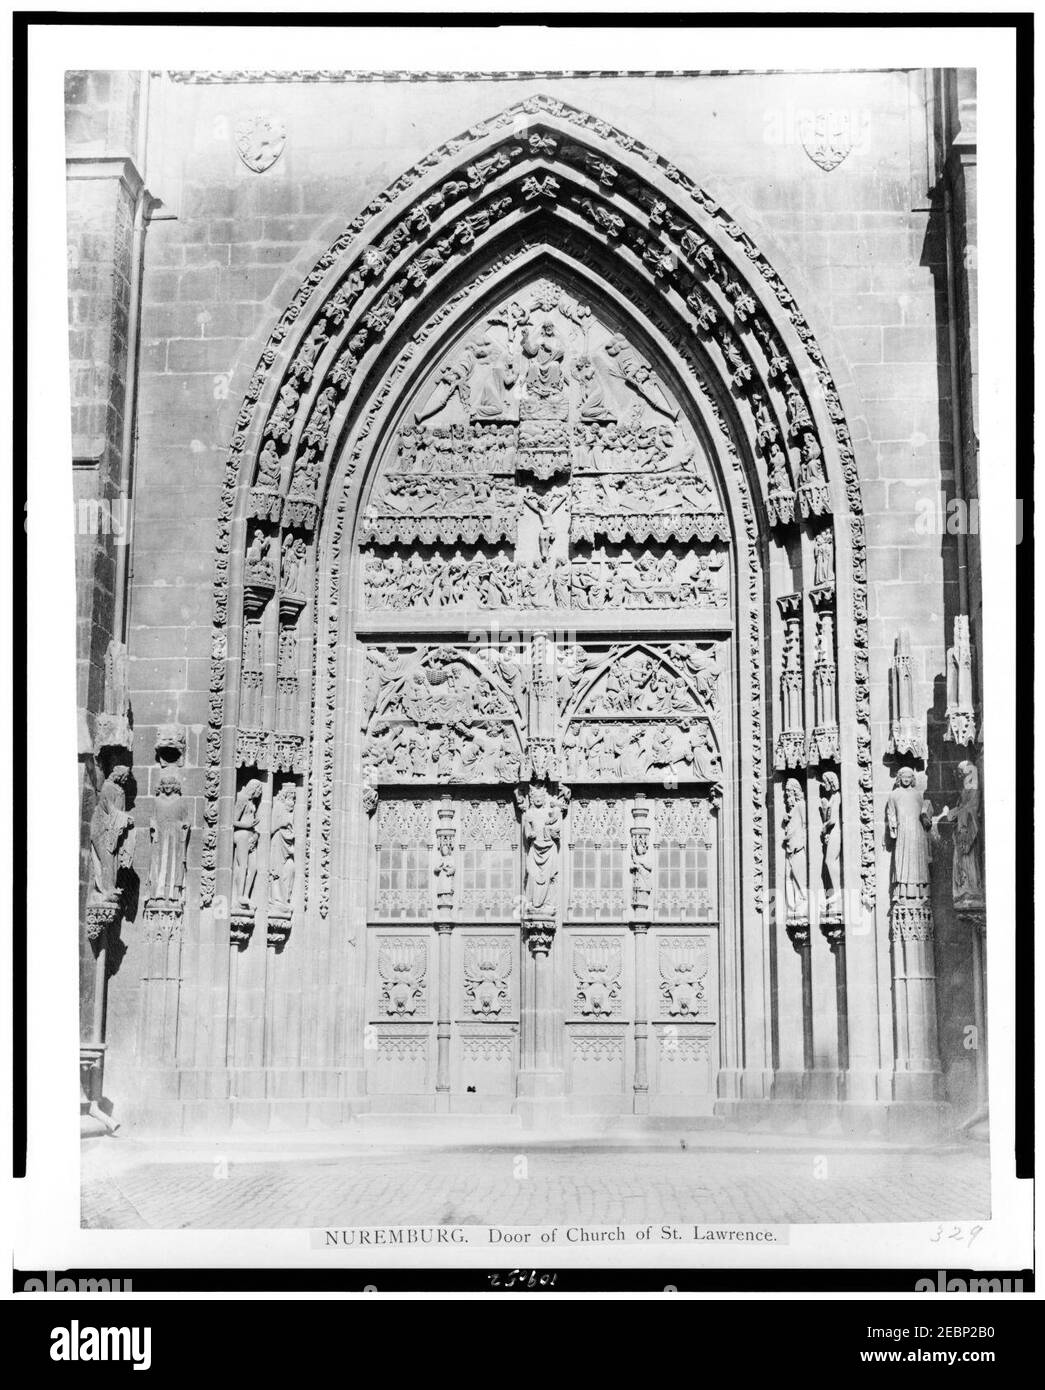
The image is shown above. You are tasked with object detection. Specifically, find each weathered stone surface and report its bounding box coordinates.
[67,68,984,1138]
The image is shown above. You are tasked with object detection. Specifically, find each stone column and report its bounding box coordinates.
[632,923,650,1115]
[435,923,454,1112]
[433,794,457,1112]
[517,918,564,1128]
[67,71,149,1128]
[886,771,943,1102]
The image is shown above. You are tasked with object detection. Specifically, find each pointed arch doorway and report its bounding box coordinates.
[206,95,875,1135]
[351,265,738,1123]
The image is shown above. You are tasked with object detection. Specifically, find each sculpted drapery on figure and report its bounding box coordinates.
[146,772,190,904]
[232,779,264,909]
[939,760,983,907]
[819,771,841,916]
[516,783,569,917]
[89,766,135,904]
[885,767,934,905]
[269,783,298,908]
[782,777,808,921]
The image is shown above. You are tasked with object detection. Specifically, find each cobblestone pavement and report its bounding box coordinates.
[81,1139,990,1229]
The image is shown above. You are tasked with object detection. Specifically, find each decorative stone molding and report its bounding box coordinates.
[944,614,978,747]
[887,630,927,764]
[200,93,872,923]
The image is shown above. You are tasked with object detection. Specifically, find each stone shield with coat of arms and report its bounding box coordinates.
[799,109,859,173]
[235,113,287,173]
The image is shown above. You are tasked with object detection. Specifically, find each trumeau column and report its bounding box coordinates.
[516,782,568,1128]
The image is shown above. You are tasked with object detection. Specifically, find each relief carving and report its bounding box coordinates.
[378,937,428,1016]
[658,936,709,1017]
[572,937,623,1017]
[463,937,512,1016]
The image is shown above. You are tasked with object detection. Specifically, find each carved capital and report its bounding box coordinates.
[85,899,121,942]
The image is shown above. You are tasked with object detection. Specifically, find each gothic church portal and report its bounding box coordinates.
[69,72,985,1136]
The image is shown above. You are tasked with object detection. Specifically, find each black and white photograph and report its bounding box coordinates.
[9,6,1034,1334]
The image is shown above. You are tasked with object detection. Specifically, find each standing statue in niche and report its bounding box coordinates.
[782,777,807,920]
[937,760,983,906]
[885,767,934,906]
[147,772,191,904]
[819,771,842,915]
[269,784,297,909]
[232,779,264,909]
[813,528,835,586]
[516,783,568,917]
[89,766,135,904]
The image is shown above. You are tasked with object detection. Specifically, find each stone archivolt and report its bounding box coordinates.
[205,94,866,964]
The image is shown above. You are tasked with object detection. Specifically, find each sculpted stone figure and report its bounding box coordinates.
[813,527,835,585]
[885,767,933,904]
[517,783,567,916]
[232,779,264,909]
[782,777,807,919]
[269,784,297,908]
[89,766,135,904]
[939,760,983,906]
[819,771,841,912]
[147,772,190,904]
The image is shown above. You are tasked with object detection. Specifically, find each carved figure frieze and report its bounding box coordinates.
[359,475,520,547]
[570,470,728,547]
